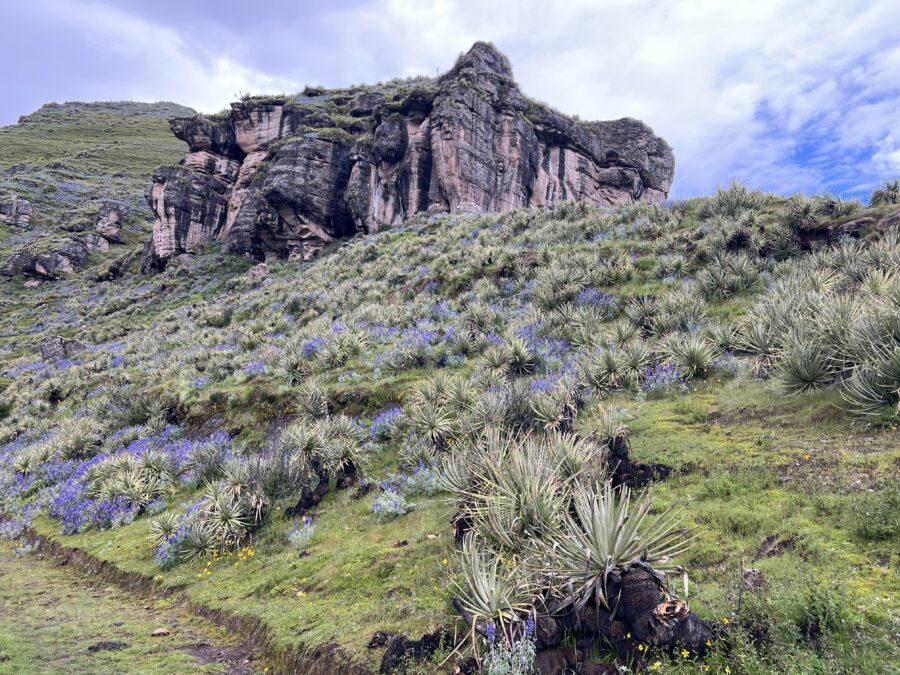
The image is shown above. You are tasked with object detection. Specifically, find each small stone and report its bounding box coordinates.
[742,568,766,591]
[150,628,170,637]
[425,533,439,540]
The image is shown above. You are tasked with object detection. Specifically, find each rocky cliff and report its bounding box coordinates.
[142,42,674,271]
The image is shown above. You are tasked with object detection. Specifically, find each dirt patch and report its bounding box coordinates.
[754,534,798,561]
[181,643,256,674]
[87,641,128,653]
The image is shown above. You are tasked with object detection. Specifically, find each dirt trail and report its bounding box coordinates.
[0,541,259,674]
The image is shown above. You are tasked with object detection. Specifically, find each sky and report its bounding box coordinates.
[1,0,899,198]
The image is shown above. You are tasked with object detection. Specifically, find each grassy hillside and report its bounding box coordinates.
[0,101,192,276]
[0,179,898,673]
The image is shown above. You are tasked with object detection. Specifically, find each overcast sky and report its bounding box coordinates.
[2,0,898,198]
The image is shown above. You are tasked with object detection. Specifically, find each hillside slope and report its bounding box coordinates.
[0,101,192,282]
[1,176,898,672]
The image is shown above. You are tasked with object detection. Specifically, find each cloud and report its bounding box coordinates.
[2,0,898,198]
[6,0,299,116]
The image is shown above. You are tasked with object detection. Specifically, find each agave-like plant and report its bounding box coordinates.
[456,433,572,546]
[295,377,330,420]
[546,431,606,483]
[540,481,696,612]
[181,522,220,561]
[775,342,832,394]
[579,348,622,395]
[202,484,250,544]
[530,392,568,432]
[437,450,474,496]
[280,345,312,385]
[870,178,900,206]
[841,364,899,420]
[504,335,536,375]
[407,401,456,448]
[453,533,535,625]
[787,196,818,231]
[148,511,181,547]
[662,335,717,380]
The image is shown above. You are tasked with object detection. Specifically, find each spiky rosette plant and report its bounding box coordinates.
[661,334,718,380]
[295,376,330,420]
[453,533,536,630]
[538,480,696,612]
[463,435,571,549]
[870,178,900,206]
[775,341,832,394]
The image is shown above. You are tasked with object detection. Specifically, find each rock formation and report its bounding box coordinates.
[142,42,674,271]
[95,201,125,242]
[1,238,88,281]
[40,336,85,362]
[0,194,33,228]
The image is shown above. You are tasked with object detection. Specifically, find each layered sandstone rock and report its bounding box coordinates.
[142,42,675,271]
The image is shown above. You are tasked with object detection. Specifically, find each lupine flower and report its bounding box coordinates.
[524,616,535,640]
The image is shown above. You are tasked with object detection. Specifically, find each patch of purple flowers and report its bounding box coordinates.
[575,288,619,318]
[369,407,405,442]
[302,337,327,358]
[243,361,267,376]
[640,361,690,399]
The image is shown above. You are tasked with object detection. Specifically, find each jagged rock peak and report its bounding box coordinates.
[448,41,515,80]
[141,42,675,272]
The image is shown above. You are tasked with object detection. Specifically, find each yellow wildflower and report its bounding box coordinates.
[649,662,662,672]
[681,649,690,658]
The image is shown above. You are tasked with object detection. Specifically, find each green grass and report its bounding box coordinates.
[576,379,900,672]
[0,540,257,674]
[33,487,455,664]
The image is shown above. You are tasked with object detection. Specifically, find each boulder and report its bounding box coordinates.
[95,201,126,242]
[83,233,110,252]
[40,336,85,362]
[534,647,580,675]
[2,238,88,281]
[0,194,33,228]
[244,262,269,282]
[143,42,675,270]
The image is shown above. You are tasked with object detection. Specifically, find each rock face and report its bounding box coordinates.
[142,42,675,271]
[0,195,33,228]
[1,239,88,281]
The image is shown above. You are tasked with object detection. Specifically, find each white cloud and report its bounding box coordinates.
[12,0,899,197]
[22,0,299,114]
